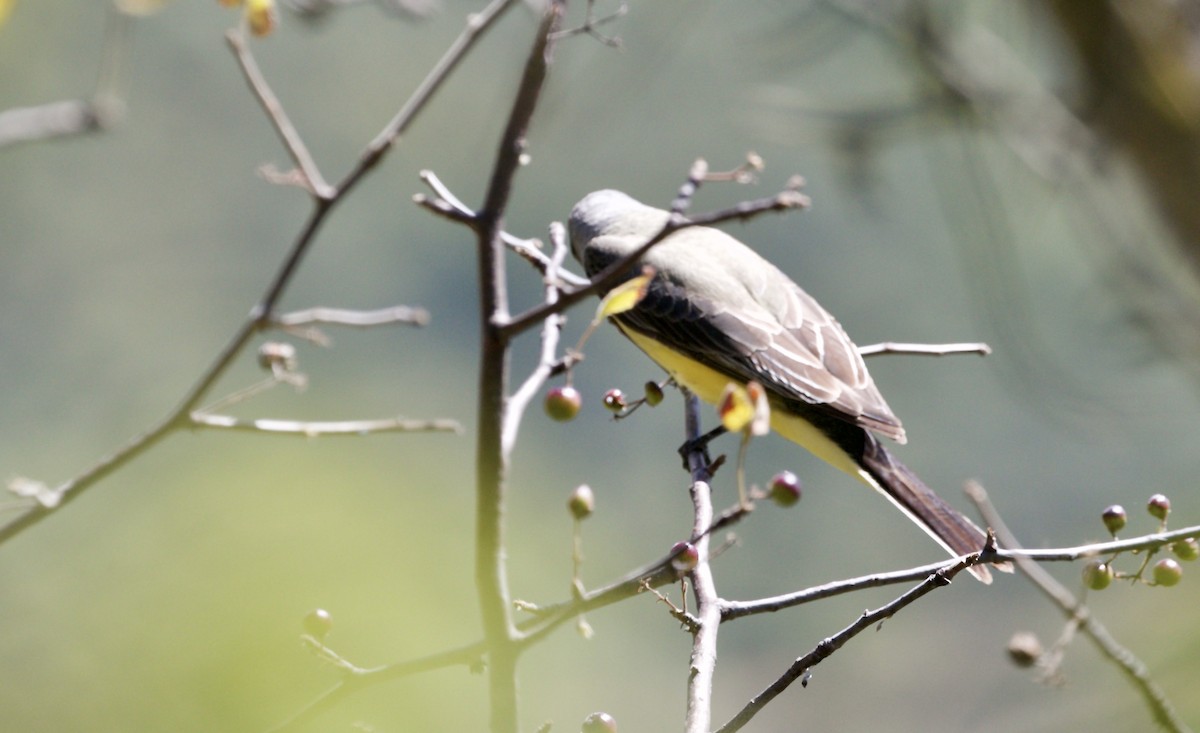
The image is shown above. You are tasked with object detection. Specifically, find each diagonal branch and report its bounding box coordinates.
[226,29,332,198]
[715,559,970,733]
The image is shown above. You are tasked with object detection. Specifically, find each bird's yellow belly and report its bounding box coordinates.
[621,327,864,478]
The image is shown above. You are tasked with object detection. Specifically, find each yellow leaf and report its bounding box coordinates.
[596,265,654,321]
[718,383,754,433]
[0,0,12,27]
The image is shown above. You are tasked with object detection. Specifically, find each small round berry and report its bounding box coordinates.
[303,608,333,639]
[1006,631,1043,668]
[1172,537,1200,562]
[545,385,582,422]
[669,541,699,574]
[643,381,664,407]
[768,471,802,507]
[1101,505,1127,535]
[1147,494,1171,522]
[568,485,595,521]
[1082,560,1113,591]
[602,389,626,413]
[1153,558,1183,587]
[581,711,617,733]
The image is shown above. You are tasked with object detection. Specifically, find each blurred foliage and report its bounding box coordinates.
[4,1,1200,732]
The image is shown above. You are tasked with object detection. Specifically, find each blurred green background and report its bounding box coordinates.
[4,1,1200,731]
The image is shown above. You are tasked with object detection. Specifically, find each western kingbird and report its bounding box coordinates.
[569,189,997,583]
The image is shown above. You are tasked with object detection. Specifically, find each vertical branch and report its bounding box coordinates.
[682,392,720,733]
[472,3,566,733]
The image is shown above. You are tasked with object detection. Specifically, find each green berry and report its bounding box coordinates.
[768,471,802,507]
[545,385,582,421]
[303,608,333,639]
[568,484,595,520]
[643,381,664,407]
[1082,560,1113,591]
[1173,537,1200,562]
[1153,558,1183,587]
[1101,505,1127,535]
[1147,494,1171,522]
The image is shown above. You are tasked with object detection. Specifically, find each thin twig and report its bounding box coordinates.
[415,170,589,287]
[550,0,627,47]
[338,0,523,195]
[189,413,461,436]
[226,30,332,198]
[264,643,486,733]
[858,341,992,357]
[671,158,711,216]
[0,6,129,148]
[715,560,969,733]
[273,305,430,328]
[966,481,1193,733]
[990,525,1200,563]
[720,557,962,620]
[501,222,573,456]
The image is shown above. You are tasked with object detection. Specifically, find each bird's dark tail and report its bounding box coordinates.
[857,434,1008,583]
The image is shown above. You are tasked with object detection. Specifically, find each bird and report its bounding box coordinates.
[568,189,999,582]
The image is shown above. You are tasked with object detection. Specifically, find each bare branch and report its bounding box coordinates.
[190,413,461,436]
[551,0,627,47]
[683,391,721,733]
[502,222,573,456]
[416,170,589,287]
[858,341,992,357]
[274,305,431,329]
[991,525,1200,563]
[720,558,958,621]
[0,100,108,147]
[671,158,711,216]
[337,0,523,194]
[264,643,485,733]
[715,560,969,733]
[0,7,130,148]
[226,29,332,199]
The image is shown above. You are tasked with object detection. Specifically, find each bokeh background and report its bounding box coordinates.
[4,1,1200,731]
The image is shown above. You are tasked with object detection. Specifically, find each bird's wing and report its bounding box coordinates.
[598,251,905,442]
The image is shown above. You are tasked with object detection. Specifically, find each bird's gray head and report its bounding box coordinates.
[568,189,667,263]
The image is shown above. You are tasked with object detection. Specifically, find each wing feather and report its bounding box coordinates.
[606,260,905,442]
